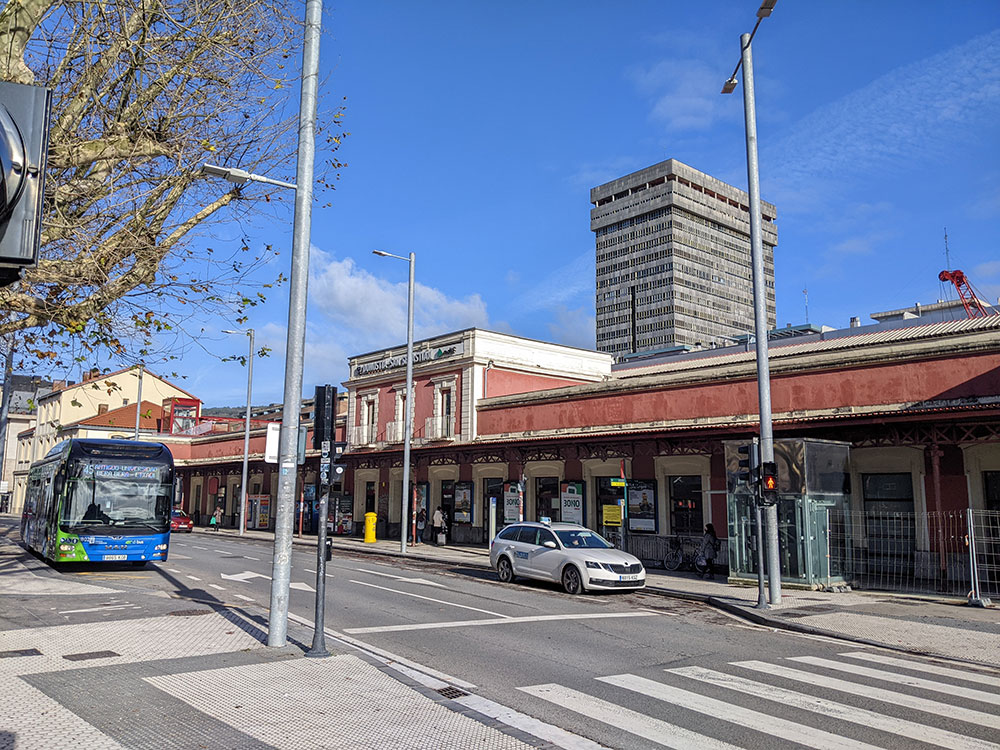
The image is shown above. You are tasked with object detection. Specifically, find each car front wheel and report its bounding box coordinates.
[562,565,583,595]
[497,557,515,583]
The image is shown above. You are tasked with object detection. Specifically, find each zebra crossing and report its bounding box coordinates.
[519,650,1000,750]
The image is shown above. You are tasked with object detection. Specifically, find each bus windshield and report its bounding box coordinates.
[64,463,171,530]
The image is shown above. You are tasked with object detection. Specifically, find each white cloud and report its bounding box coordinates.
[765,29,1000,213]
[511,250,593,314]
[307,249,491,353]
[628,59,738,132]
[547,305,596,351]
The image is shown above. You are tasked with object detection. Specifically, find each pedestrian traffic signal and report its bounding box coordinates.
[0,81,52,287]
[737,439,760,486]
[760,461,779,504]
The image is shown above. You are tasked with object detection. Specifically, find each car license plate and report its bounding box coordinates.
[104,554,127,561]
[620,574,639,581]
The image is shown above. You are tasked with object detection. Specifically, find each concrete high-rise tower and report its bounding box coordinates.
[591,158,777,358]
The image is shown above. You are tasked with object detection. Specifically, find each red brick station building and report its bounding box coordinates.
[125,313,1000,593]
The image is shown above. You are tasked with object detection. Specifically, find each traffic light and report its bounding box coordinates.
[312,384,336,449]
[760,461,779,505]
[0,81,52,287]
[737,439,760,486]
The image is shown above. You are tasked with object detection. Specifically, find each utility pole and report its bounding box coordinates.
[268,0,322,648]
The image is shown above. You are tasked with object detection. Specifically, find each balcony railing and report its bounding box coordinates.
[424,415,455,441]
[385,420,409,444]
[348,423,377,447]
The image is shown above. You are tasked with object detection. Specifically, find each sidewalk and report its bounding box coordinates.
[0,524,578,750]
[219,525,999,667]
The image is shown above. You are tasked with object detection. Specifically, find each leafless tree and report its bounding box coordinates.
[0,0,345,370]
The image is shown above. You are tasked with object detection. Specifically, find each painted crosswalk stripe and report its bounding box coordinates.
[600,673,883,750]
[518,683,739,750]
[840,651,1000,689]
[669,666,999,750]
[734,660,1000,730]
[789,656,1000,706]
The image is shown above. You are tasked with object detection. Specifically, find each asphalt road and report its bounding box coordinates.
[7,523,1000,750]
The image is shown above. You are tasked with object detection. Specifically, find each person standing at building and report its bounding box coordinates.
[212,505,224,532]
[699,523,719,580]
[432,506,444,546]
[415,508,426,545]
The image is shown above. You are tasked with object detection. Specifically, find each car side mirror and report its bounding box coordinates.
[543,540,557,549]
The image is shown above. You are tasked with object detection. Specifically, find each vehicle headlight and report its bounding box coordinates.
[585,561,601,569]
[58,543,75,551]
[154,544,168,551]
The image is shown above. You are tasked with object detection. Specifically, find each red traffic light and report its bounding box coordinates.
[763,475,777,491]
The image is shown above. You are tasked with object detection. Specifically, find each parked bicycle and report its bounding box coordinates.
[663,536,710,575]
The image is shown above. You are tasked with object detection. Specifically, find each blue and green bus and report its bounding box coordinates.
[20,438,174,565]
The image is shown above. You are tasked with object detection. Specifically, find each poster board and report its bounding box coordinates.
[627,479,657,533]
[503,482,522,524]
[560,481,585,525]
[454,481,473,524]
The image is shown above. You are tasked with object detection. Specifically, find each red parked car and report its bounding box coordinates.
[170,509,194,532]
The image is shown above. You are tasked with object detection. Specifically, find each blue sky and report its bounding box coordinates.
[174,1,1000,407]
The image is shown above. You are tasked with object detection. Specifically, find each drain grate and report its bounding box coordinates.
[167,609,212,617]
[436,686,469,700]
[0,648,42,659]
[63,650,120,661]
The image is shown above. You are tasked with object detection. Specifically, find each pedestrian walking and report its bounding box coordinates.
[415,508,426,545]
[211,506,223,532]
[432,506,444,546]
[698,523,719,579]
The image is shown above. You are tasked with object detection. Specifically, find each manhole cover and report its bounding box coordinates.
[64,650,120,661]
[437,686,469,700]
[167,609,212,617]
[0,648,42,659]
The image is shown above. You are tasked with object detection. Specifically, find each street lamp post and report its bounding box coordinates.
[198,0,321,648]
[223,328,255,536]
[722,0,781,605]
[372,249,415,554]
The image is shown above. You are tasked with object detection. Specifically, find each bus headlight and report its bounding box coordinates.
[59,543,75,552]
[154,544,168,551]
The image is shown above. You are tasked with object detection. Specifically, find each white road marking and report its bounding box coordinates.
[220,571,271,583]
[518,683,738,750]
[166,568,181,574]
[670,666,999,750]
[599,673,882,750]
[348,580,510,618]
[233,594,255,601]
[789,656,1000,706]
[185,575,201,582]
[734,660,1000,730]
[345,610,659,634]
[243,555,260,561]
[58,604,135,614]
[192,545,207,550]
[213,549,226,554]
[354,567,446,587]
[840,651,1000,689]
[455,694,607,750]
[289,582,315,592]
[208,584,225,591]
[168,553,191,559]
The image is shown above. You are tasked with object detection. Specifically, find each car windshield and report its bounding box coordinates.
[554,529,614,549]
[171,509,185,518]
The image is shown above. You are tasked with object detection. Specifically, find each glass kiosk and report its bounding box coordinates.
[725,438,851,589]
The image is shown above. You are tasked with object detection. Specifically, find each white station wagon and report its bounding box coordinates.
[489,521,646,594]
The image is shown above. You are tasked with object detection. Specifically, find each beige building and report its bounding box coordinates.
[10,367,194,514]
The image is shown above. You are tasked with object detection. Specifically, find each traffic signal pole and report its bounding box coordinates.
[740,31,781,605]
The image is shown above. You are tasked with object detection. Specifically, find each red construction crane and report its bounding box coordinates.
[938,269,989,318]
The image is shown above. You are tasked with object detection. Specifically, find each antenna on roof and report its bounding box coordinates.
[803,287,809,324]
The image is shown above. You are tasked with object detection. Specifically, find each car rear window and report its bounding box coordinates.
[496,525,520,540]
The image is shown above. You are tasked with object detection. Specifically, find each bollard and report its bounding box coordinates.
[364,511,377,543]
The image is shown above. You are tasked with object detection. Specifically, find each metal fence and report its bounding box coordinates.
[621,532,729,571]
[827,509,998,600]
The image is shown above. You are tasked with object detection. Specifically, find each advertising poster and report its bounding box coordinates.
[627,480,657,532]
[333,494,354,535]
[252,495,271,529]
[560,481,584,525]
[454,482,473,523]
[503,482,521,523]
